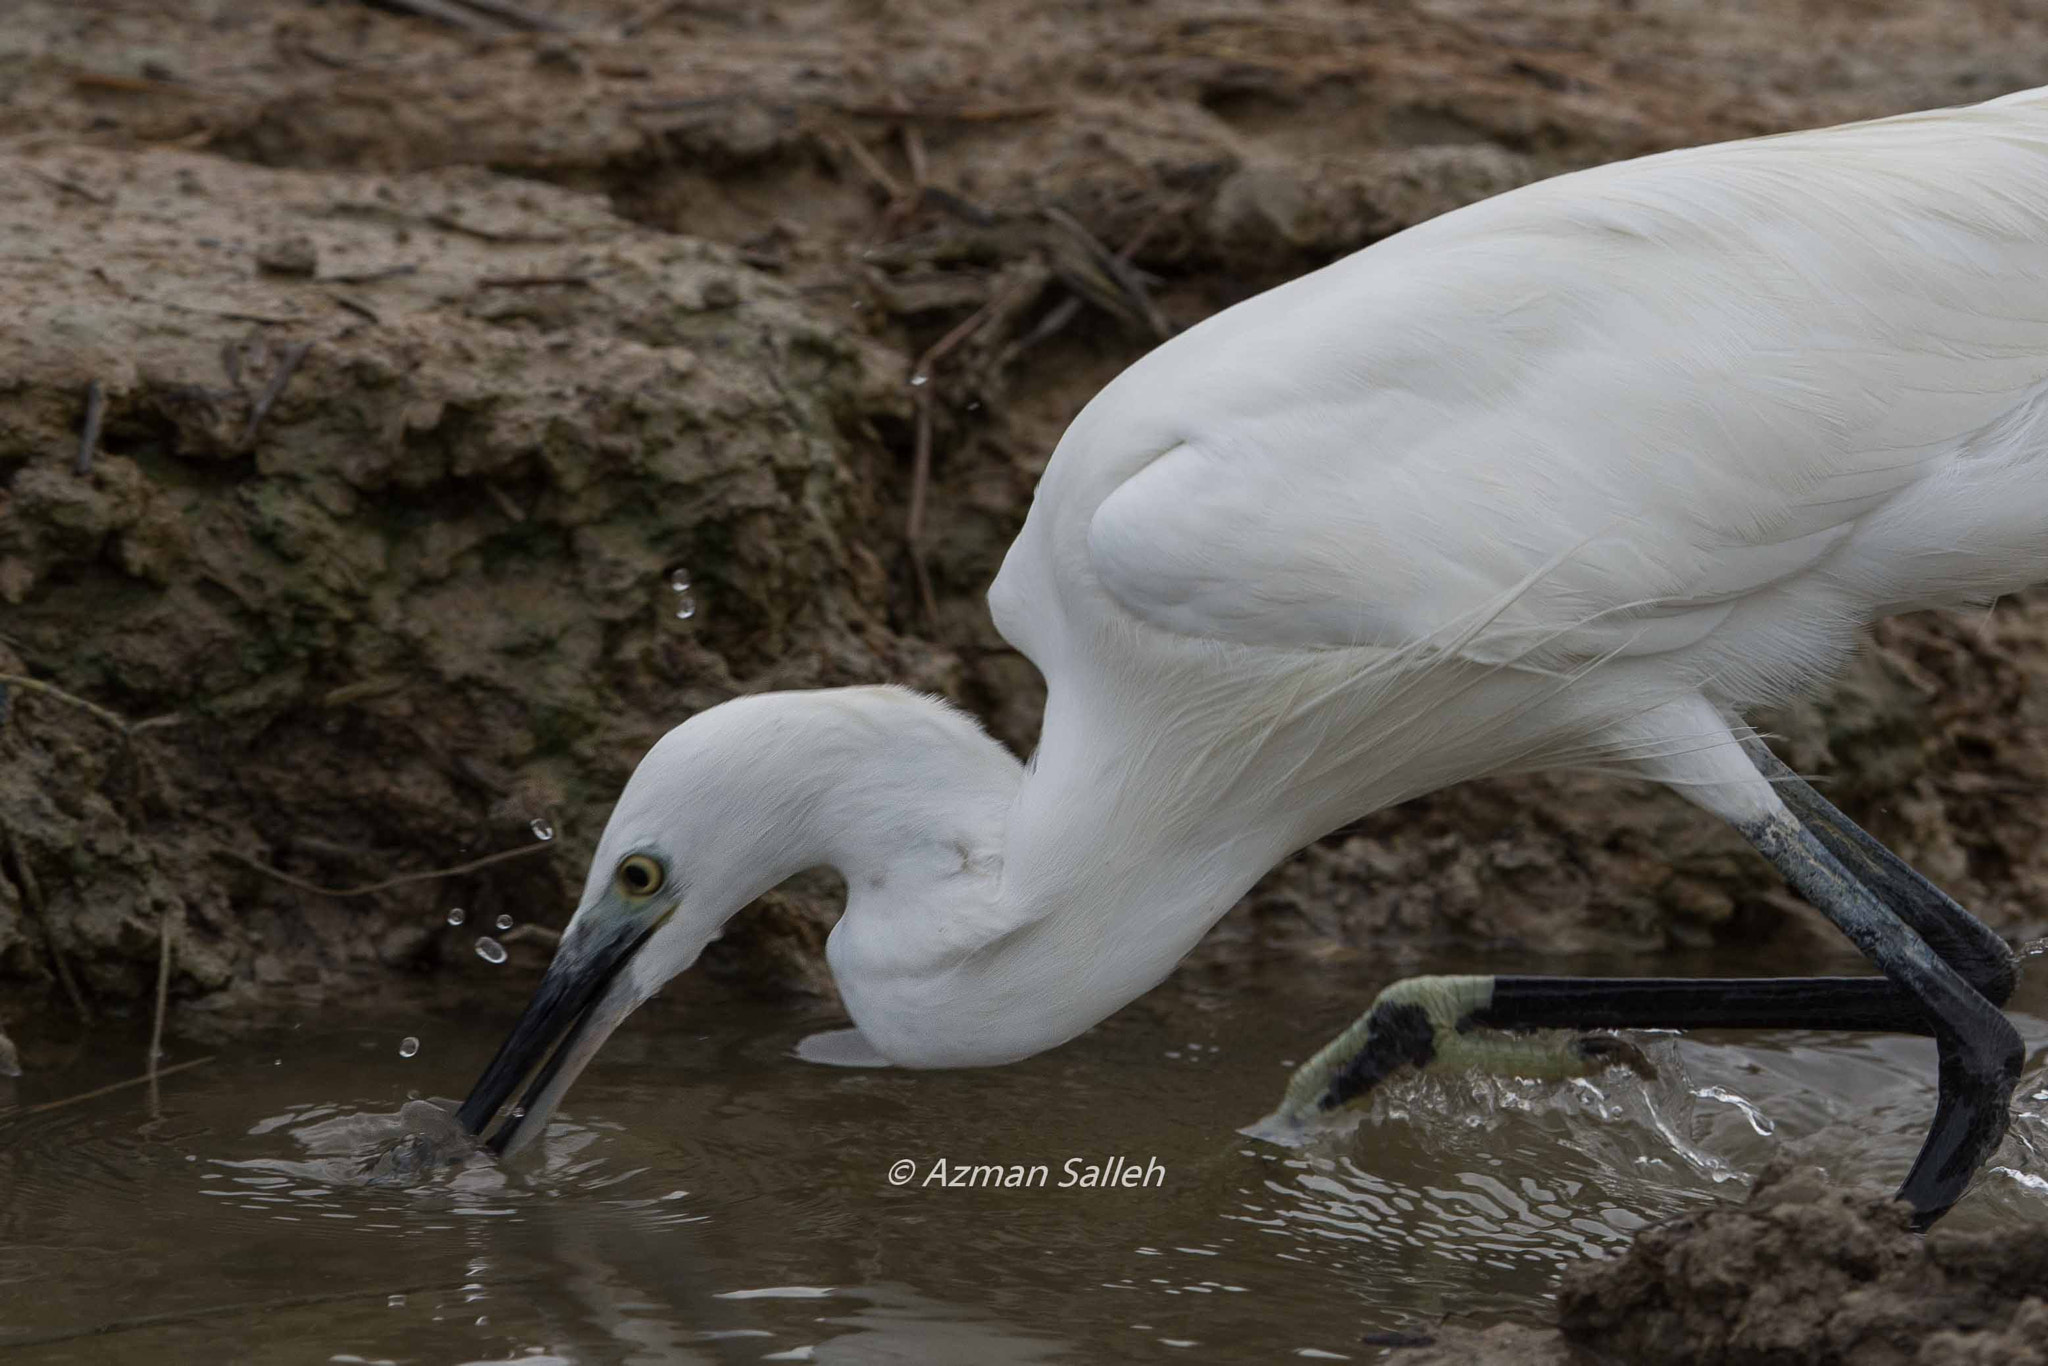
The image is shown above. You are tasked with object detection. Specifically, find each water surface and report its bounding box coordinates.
[3,949,2044,1363]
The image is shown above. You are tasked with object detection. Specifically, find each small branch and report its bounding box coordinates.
[25,166,114,206]
[483,482,527,523]
[906,387,940,630]
[4,824,92,1024]
[67,69,208,98]
[475,273,605,289]
[323,263,419,285]
[898,272,1040,633]
[444,0,569,30]
[215,840,554,898]
[998,197,1184,371]
[240,341,311,451]
[901,121,928,193]
[833,131,905,201]
[74,380,106,476]
[832,100,1056,123]
[355,0,510,33]
[1042,205,1172,340]
[0,673,184,739]
[7,1056,213,1119]
[148,905,177,1080]
[912,274,1030,378]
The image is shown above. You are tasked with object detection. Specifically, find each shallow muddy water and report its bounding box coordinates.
[3,949,2045,1364]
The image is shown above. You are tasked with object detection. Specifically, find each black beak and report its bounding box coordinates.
[456,919,651,1156]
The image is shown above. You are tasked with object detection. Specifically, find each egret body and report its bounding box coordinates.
[462,89,2048,1226]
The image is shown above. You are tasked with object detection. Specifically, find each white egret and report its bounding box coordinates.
[461,88,2048,1227]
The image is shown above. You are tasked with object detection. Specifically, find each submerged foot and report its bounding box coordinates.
[1262,975,1652,1136]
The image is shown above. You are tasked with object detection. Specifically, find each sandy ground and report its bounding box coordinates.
[4,3,2048,1353]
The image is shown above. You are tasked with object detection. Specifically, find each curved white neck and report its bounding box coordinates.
[784,691,1296,1069]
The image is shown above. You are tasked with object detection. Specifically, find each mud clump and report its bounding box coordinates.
[4,0,2048,1041]
[1401,1168,2048,1366]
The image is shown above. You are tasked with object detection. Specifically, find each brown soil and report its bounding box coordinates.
[1399,1167,2048,1366]
[3,1,2046,1058]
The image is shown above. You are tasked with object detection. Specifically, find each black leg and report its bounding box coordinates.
[1739,811,2020,1226]
[1272,702,2023,1229]
[1293,973,1938,1117]
[1742,739,2016,1006]
[1472,974,1932,1035]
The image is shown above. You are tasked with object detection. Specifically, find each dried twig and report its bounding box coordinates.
[68,70,207,98]
[1041,205,1172,340]
[2,825,91,1023]
[323,263,419,285]
[356,0,509,33]
[75,380,106,476]
[0,673,184,738]
[147,905,177,1080]
[26,166,114,206]
[906,387,940,628]
[215,840,554,899]
[833,132,905,202]
[240,341,311,451]
[832,100,1056,123]
[333,296,382,325]
[483,483,527,523]
[998,196,1186,371]
[620,0,731,33]
[475,273,605,289]
[7,1056,213,1119]
[445,0,569,30]
[899,271,1042,630]
[901,120,928,193]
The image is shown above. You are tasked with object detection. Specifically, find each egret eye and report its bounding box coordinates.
[616,854,665,899]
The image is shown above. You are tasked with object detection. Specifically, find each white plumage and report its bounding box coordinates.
[462,89,2047,1204]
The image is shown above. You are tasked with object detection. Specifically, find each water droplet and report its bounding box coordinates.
[495,913,514,930]
[674,595,697,620]
[475,936,507,965]
[398,1036,420,1058]
[2019,935,2048,960]
[529,818,554,842]
[388,1294,406,1308]
[669,568,691,592]
[511,1105,526,1120]
[446,907,466,926]
[909,372,929,387]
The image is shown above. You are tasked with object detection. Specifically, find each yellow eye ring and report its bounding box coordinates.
[617,854,665,899]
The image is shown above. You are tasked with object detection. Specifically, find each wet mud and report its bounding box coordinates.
[1407,1165,2048,1366]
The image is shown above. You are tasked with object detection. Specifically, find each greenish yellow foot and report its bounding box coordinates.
[1267,975,1652,1132]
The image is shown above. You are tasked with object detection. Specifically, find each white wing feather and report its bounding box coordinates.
[1047,90,2048,683]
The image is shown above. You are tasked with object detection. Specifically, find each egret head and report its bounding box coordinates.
[454,696,825,1157]
[453,685,1021,1156]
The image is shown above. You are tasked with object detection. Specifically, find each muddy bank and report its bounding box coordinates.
[1403,1168,2048,1366]
[3,0,2048,1047]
